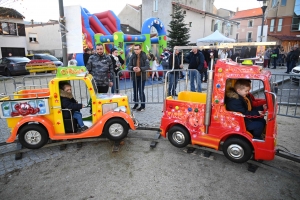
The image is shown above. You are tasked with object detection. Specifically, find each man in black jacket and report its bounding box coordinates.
[86,44,114,93]
[271,46,279,69]
[185,47,204,92]
[286,45,300,73]
[168,49,183,96]
[128,44,150,111]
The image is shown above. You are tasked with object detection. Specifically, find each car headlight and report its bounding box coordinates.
[114,106,126,112]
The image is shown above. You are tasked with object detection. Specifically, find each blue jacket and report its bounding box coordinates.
[185,51,204,71]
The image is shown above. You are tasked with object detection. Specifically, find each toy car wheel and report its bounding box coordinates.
[168,125,190,148]
[18,124,49,149]
[222,137,252,163]
[104,118,129,141]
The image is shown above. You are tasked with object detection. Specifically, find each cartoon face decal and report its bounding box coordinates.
[187,115,199,128]
[11,102,40,117]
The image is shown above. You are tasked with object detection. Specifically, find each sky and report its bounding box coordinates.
[0,0,263,22]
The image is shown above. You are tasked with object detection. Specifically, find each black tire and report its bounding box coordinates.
[168,125,190,148]
[104,118,129,141]
[222,137,253,163]
[5,69,11,76]
[18,124,49,149]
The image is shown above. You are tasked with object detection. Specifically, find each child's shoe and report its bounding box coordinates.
[77,125,88,133]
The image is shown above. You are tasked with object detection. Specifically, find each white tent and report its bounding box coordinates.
[196,30,235,45]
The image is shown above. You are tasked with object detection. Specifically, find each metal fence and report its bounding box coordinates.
[0,71,299,118]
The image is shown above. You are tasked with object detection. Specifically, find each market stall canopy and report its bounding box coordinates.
[196,30,235,45]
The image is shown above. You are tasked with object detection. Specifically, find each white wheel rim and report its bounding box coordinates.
[109,123,124,137]
[172,131,185,144]
[24,130,42,145]
[227,144,244,159]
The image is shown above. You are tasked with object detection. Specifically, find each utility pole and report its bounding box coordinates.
[58,0,68,66]
[259,0,268,42]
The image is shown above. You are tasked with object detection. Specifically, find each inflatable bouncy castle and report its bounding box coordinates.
[74,7,167,68]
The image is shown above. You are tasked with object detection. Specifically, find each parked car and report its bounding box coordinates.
[291,65,300,83]
[26,54,63,67]
[0,57,30,76]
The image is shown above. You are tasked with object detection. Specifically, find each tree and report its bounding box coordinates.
[167,3,190,50]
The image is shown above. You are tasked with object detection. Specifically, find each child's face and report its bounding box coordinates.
[64,86,72,93]
[237,86,250,97]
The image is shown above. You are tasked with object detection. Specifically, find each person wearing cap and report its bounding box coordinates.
[110,48,124,93]
[86,43,114,93]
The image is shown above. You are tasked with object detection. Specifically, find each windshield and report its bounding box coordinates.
[9,57,30,63]
[40,55,59,61]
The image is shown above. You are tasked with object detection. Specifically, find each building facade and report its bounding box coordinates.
[25,20,62,57]
[118,4,142,31]
[139,0,238,44]
[0,7,27,58]
[230,8,264,42]
[266,0,299,50]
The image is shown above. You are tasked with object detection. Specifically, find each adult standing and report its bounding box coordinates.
[168,48,183,96]
[278,46,285,66]
[83,48,91,66]
[218,49,228,59]
[110,48,124,93]
[86,44,114,93]
[128,44,150,112]
[263,48,271,68]
[185,47,204,92]
[286,45,300,73]
[271,46,279,69]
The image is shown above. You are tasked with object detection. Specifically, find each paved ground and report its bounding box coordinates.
[0,65,299,199]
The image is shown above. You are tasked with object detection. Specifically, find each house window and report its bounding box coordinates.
[292,0,300,31]
[189,22,192,27]
[271,0,278,7]
[277,18,283,31]
[248,20,253,27]
[17,24,26,36]
[153,0,158,12]
[0,22,17,35]
[281,0,286,6]
[270,19,275,32]
[211,20,215,31]
[236,33,239,40]
[183,10,186,14]
[230,25,233,35]
[29,33,37,43]
[247,32,252,42]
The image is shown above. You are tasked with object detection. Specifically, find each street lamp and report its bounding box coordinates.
[257,0,268,42]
